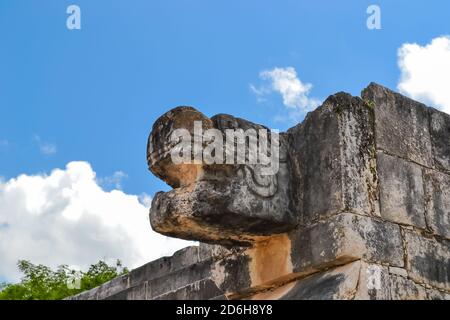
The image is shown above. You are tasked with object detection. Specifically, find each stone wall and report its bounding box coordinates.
[68,83,450,300]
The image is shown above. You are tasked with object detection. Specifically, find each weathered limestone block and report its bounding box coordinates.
[209,235,297,298]
[388,276,428,300]
[198,243,237,261]
[67,285,100,300]
[251,261,361,300]
[96,274,130,300]
[355,262,428,300]
[207,213,403,298]
[101,259,219,300]
[362,83,433,167]
[124,282,147,300]
[67,274,130,300]
[288,92,378,225]
[282,261,360,300]
[290,213,404,272]
[146,259,215,299]
[389,266,408,277]
[246,260,435,300]
[110,258,224,300]
[252,260,430,300]
[129,246,201,288]
[67,246,207,300]
[210,250,253,298]
[154,279,223,300]
[429,108,450,172]
[424,169,450,239]
[377,152,427,228]
[426,288,450,300]
[148,107,296,246]
[404,230,450,290]
[354,262,390,300]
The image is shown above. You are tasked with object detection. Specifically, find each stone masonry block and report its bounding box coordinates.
[424,170,450,239]
[246,261,362,300]
[426,288,450,300]
[362,83,433,167]
[125,282,147,300]
[429,108,450,172]
[377,151,427,228]
[289,92,378,225]
[146,259,213,299]
[254,261,429,300]
[291,212,404,273]
[404,230,450,290]
[66,286,100,300]
[280,261,361,300]
[154,279,223,300]
[209,213,403,298]
[355,261,428,300]
[96,274,130,300]
[129,246,200,288]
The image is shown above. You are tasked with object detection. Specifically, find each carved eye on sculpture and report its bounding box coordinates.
[147,106,214,188]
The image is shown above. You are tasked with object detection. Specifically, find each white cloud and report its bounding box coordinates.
[251,67,321,121]
[33,135,57,155]
[97,171,128,190]
[40,144,57,155]
[0,161,192,282]
[398,36,450,114]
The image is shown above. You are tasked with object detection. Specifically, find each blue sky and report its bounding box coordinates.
[1,1,450,281]
[0,0,449,196]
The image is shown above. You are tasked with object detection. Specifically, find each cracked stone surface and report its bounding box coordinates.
[377,152,427,228]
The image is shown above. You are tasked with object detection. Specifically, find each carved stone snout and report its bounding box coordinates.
[147,106,297,246]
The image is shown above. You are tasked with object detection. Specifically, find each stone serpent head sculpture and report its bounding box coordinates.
[147,106,297,247]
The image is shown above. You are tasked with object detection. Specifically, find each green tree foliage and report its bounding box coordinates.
[0,260,128,300]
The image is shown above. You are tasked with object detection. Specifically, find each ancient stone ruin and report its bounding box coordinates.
[69,83,450,300]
